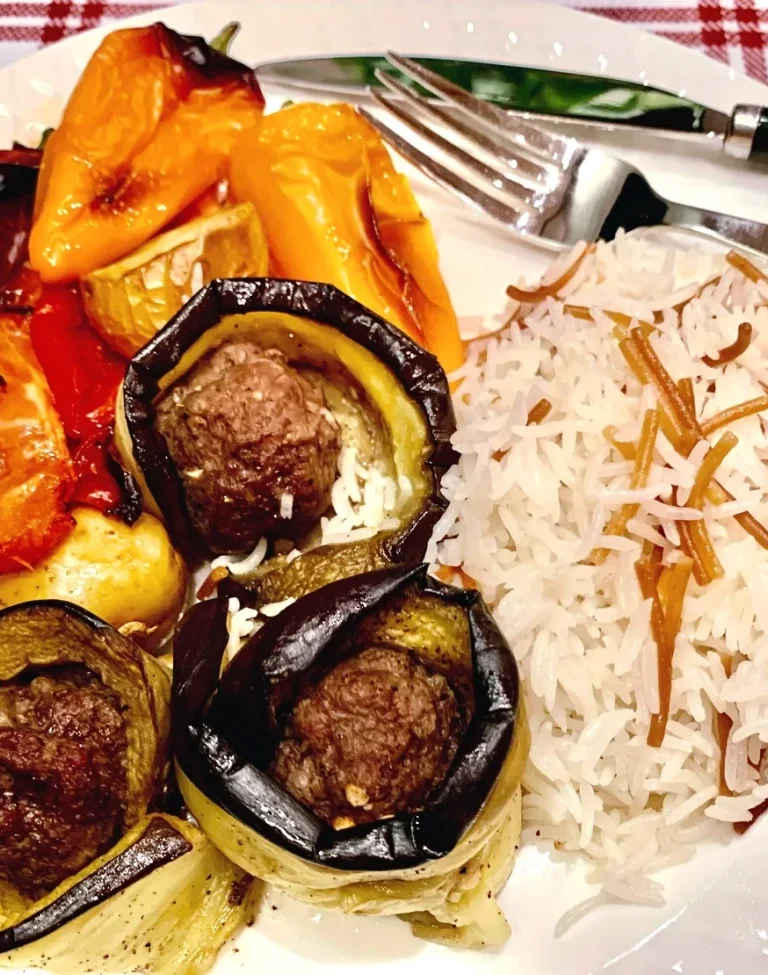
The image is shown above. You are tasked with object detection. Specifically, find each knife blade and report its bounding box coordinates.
[255,55,767,162]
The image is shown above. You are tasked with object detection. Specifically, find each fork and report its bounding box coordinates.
[360,53,768,257]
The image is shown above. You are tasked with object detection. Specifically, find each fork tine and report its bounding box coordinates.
[370,88,544,211]
[385,52,574,163]
[358,107,531,231]
[374,69,558,192]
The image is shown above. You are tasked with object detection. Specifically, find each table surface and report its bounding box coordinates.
[1,0,768,82]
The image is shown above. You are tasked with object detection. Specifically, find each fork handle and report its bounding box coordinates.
[662,200,768,257]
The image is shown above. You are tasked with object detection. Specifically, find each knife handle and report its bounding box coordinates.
[724,104,768,162]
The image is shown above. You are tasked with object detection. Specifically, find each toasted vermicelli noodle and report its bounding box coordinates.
[429,234,768,927]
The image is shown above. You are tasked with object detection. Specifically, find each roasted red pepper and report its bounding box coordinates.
[0,313,75,572]
[30,285,126,512]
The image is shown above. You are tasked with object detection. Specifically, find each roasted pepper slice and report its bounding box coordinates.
[174,564,528,948]
[230,103,464,374]
[0,313,75,573]
[115,278,456,571]
[30,24,264,283]
[30,284,128,515]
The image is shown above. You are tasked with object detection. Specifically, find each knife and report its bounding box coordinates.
[255,55,768,162]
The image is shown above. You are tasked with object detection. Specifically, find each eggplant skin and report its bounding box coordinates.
[0,148,39,304]
[0,812,259,975]
[173,563,525,872]
[119,278,456,563]
[0,817,191,951]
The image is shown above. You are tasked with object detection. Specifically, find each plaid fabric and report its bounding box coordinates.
[1,0,768,82]
[573,0,768,82]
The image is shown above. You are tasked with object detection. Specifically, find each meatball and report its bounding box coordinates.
[155,341,341,554]
[0,665,127,896]
[271,647,463,828]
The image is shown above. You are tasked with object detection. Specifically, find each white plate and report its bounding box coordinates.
[5,3,768,974]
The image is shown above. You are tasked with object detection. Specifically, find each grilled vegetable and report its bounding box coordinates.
[29,24,264,283]
[173,564,528,948]
[0,814,259,975]
[0,602,257,973]
[0,147,41,309]
[82,202,269,358]
[230,102,463,373]
[0,312,75,573]
[116,278,456,583]
[29,284,130,516]
[0,599,169,821]
[0,507,187,639]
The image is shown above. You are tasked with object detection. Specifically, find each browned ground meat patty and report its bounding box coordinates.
[0,665,128,896]
[155,341,341,554]
[271,647,463,828]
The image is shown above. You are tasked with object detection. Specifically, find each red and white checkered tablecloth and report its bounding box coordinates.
[2,0,768,83]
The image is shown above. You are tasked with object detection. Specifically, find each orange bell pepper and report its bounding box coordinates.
[230,103,463,375]
[30,24,264,283]
[0,314,75,572]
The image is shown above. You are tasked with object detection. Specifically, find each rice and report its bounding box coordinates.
[225,598,261,661]
[321,446,401,544]
[431,234,768,922]
[211,537,268,577]
[279,492,294,520]
[224,596,296,660]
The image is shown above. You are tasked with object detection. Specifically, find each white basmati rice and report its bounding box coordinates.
[321,446,401,544]
[280,492,294,520]
[431,235,768,925]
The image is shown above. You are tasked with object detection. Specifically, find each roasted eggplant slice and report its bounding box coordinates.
[173,564,529,948]
[0,147,40,308]
[0,814,259,974]
[116,278,456,592]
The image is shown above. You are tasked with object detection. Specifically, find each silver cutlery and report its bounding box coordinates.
[259,53,768,163]
[360,54,768,256]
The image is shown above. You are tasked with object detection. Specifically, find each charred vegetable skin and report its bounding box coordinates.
[0,817,191,951]
[173,563,524,871]
[119,278,456,565]
[0,813,258,975]
[0,148,40,308]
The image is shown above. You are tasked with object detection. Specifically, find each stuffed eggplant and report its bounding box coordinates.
[0,600,258,974]
[116,278,456,597]
[0,599,170,898]
[0,813,259,974]
[173,564,529,948]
